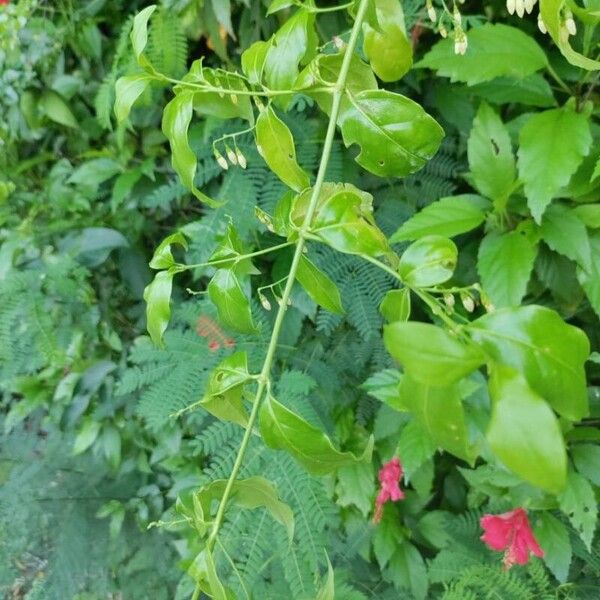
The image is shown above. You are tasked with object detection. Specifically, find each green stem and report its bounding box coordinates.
[191,0,372,596]
[545,62,573,96]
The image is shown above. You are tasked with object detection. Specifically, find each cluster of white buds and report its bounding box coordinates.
[506,0,537,17]
[454,27,468,55]
[215,144,247,170]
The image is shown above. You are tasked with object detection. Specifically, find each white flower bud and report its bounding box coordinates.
[565,14,577,36]
[226,146,237,165]
[507,0,516,15]
[444,293,455,309]
[231,94,238,105]
[453,6,462,24]
[524,0,536,14]
[215,151,229,170]
[461,293,475,313]
[439,25,448,38]
[516,0,525,18]
[537,13,547,34]
[427,1,436,23]
[454,31,468,55]
[260,295,272,311]
[236,149,247,169]
[256,144,264,158]
[333,36,345,50]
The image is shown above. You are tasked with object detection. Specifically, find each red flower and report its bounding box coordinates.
[480,508,544,569]
[373,457,404,523]
[0,1,9,6]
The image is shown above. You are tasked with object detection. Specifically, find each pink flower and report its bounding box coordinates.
[0,1,9,6]
[373,457,404,523]
[480,508,544,569]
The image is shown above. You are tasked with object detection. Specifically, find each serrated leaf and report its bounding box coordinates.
[417,23,547,85]
[114,74,153,123]
[259,394,373,475]
[384,322,485,386]
[398,235,458,287]
[467,103,515,201]
[385,542,428,600]
[363,0,412,82]
[336,462,375,516]
[469,305,590,421]
[518,106,592,222]
[296,255,344,314]
[487,366,567,493]
[577,231,600,318]
[534,513,572,583]
[339,89,444,177]
[143,269,174,347]
[208,269,257,334]
[391,195,488,242]
[255,106,310,192]
[477,231,537,308]
[572,444,600,486]
[558,470,597,550]
[398,419,436,478]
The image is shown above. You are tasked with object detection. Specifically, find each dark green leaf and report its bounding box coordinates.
[558,470,597,550]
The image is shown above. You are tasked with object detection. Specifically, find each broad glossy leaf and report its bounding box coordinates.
[131,5,157,71]
[208,269,257,334]
[296,255,344,314]
[379,288,410,322]
[255,106,310,192]
[196,476,294,542]
[541,204,591,271]
[577,231,600,318]
[534,513,572,583]
[363,0,412,82]
[241,39,271,85]
[518,106,592,222]
[391,195,488,242]
[259,394,373,475]
[399,374,474,462]
[487,366,566,493]
[339,90,444,177]
[540,0,600,70]
[162,92,220,207]
[558,471,597,550]
[114,74,153,123]
[384,321,485,385]
[468,103,515,201]
[398,235,457,287]
[477,231,537,307]
[143,269,174,347]
[469,305,590,420]
[417,24,547,85]
[149,232,188,269]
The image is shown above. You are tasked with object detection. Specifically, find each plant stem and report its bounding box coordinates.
[545,62,573,96]
[191,0,372,595]
[181,241,294,270]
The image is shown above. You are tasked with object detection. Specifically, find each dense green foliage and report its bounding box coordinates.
[1,0,600,598]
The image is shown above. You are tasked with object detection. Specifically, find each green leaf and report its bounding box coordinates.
[540,0,600,70]
[40,90,78,129]
[467,103,515,201]
[558,470,597,550]
[211,0,232,36]
[417,24,547,85]
[384,322,485,386]
[335,462,375,517]
[573,204,600,228]
[73,419,101,455]
[209,223,260,276]
[241,39,271,85]
[162,91,220,207]
[398,419,436,478]
[469,305,590,420]
[363,0,412,82]
[339,90,444,178]
[267,0,295,15]
[398,375,474,462]
[391,195,488,242]
[468,74,556,107]
[143,269,174,347]
[385,542,428,600]
[577,231,600,318]
[149,232,188,270]
[316,556,335,600]
[398,235,458,287]
[208,269,257,334]
[255,106,310,192]
[518,106,592,222]
[296,255,344,314]
[188,549,230,600]
[259,394,373,475]
[540,204,591,271]
[379,288,410,323]
[477,231,537,308]
[487,366,567,493]
[114,74,153,123]
[197,476,294,542]
[572,444,600,485]
[534,513,572,583]
[131,5,157,71]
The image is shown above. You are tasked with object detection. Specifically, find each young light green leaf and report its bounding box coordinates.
[339,90,444,177]
[241,39,271,85]
[518,106,592,222]
[255,106,310,192]
[416,24,547,85]
[208,269,257,334]
[540,204,591,271]
[399,375,474,463]
[469,305,590,421]
[467,103,515,201]
[296,255,344,314]
[534,513,572,583]
[573,204,600,229]
[266,0,295,15]
[149,232,188,270]
[143,269,174,347]
[114,74,153,123]
[391,195,488,242]
[363,0,412,82]
[487,366,567,493]
[384,322,485,386]
[131,5,157,71]
[398,235,458,287]
[477,231,537,308]
[379,288,410,323]
[162,91,221,207]
[259,394,373,475]
[73,419,101,455]
[40,90,78,129]
[558,470,597,550]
